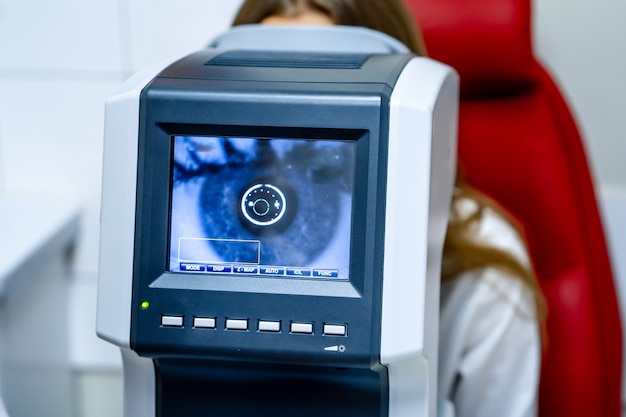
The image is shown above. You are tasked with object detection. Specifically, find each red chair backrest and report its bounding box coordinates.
[404,0,623,415]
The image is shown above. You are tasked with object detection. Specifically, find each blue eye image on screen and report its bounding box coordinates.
[168,135,356,280]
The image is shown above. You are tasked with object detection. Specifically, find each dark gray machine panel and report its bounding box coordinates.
[130,50,412,373]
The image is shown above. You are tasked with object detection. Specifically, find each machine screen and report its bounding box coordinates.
[168,135,356,280]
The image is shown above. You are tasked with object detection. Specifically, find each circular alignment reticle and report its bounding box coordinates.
[240,183,287,227]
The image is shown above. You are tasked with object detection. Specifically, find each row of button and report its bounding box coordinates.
[161,315,347,336]
[179,263,340,278]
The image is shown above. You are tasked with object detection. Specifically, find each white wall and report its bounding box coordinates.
[534,0,626,405]
[0,116,4,194]
[534,0,626,188]
[0,0,624,415]
[0,1,244,415]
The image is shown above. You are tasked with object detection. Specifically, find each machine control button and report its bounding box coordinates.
[286,268,312,277]
[226,319,248,331]
[233,266,259,274]
[258,320,281,332]
[313,269,339,278]
[323,324,347,336]
[161,315,183,327]
[179,263,205,272]
[193,317,216,329]
[290,322,313,334]
[207,265,232,273]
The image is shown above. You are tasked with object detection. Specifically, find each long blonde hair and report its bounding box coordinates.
[233,0,546,322]
[233,0,426,54]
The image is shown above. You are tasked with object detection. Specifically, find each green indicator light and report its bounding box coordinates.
[140,301,150,310]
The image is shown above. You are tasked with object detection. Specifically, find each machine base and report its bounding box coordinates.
[156,359,389,417]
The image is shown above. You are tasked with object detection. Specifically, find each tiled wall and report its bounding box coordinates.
[0,0,244,270]
[0,1,243,416]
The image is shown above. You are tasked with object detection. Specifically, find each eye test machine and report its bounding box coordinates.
[96,25,458,417]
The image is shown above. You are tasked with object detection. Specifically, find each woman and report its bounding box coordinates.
[232,1,545,416]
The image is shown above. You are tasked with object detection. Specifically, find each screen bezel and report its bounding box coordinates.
[135,123,371,298]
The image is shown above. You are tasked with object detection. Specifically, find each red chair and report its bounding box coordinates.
[404,0,623,415]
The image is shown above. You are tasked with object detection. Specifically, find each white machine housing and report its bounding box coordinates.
[97,25,458,417]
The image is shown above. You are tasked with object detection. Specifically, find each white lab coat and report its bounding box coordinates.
[438,204,541,417]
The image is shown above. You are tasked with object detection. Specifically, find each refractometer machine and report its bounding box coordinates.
[96,25,458,417]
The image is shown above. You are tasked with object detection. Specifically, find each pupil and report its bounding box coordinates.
[253,199,270,216]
